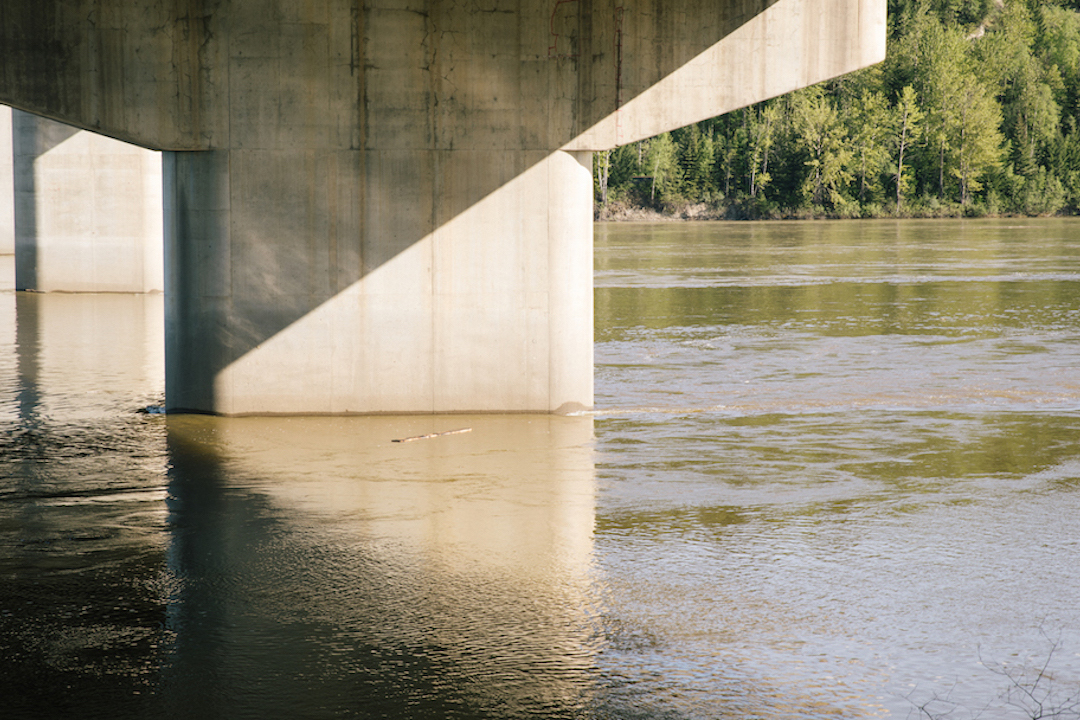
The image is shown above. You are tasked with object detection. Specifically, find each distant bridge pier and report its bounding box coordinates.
[11,111,163,293]
[1,106,13,259]
[0,0,885,415]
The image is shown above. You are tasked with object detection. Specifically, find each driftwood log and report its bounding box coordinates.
[391,428,473,443]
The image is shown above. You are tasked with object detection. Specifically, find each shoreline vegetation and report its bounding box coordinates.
[593,0,1080,222]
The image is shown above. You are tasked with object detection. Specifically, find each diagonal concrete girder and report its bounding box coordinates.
[0,0,885,414]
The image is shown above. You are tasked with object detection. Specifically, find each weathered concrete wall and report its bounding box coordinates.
[0,3,217,150]
[0,0,886,414]
[0,106,12,256]
[12,111,164,293]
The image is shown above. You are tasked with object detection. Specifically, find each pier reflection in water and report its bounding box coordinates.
[163,413,598,719]
[0,291,600,719]
[4,218,1080,719]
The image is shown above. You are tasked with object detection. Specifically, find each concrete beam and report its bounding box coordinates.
[0,3,218,150]
[0,0,885,414]
[568,0,888,149]
[12,111,164,293]
[0,0,886,154]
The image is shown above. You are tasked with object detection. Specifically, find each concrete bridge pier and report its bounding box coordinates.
[163,147,593,414]
[11,111,163,293]
[0,0,885,415]
[1,107,12,261]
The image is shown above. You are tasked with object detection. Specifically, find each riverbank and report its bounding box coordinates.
[594,198,1080,222]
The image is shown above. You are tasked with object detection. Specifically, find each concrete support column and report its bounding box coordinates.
[164,148,593,415]
[13,111,164,293]
[1,106,13,257]
[1,106,13,290]
[0,0,886,415]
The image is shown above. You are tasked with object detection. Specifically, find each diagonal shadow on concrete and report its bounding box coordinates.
[0,0,880,412]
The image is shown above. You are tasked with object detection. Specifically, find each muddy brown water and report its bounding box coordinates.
[2,218,1080,718]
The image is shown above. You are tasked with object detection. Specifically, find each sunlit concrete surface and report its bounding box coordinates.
[0,106,12,257]
[0,0,886,414]
[12,112,163,293]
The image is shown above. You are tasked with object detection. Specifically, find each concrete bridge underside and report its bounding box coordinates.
[0,0,885,415]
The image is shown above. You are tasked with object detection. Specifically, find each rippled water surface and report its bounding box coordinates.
[3,219,1080,719]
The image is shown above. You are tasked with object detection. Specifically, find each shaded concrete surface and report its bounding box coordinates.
[0,0,886,414]
[12,111,164,293]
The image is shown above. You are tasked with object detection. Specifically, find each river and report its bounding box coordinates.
[2,219,1080,719]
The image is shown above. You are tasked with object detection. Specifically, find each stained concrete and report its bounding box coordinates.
[12,112,164,293]
[0,0,886,414]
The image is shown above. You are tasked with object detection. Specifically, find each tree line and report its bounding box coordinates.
[594,0,1080,219]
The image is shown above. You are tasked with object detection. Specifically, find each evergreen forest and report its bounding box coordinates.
[593,0,1080,219]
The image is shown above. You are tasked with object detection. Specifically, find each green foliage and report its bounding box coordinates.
[593,0,1080,219]
[674,124,716,199]
[791,86,854,210]
[950,72,1005,203]
[850,88,893,204]
[1019,166,1067,214]
[643,133,680,204]
[893,85,925,213]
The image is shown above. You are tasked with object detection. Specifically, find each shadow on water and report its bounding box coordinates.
[0,286,709,719]
[0,293,171,719]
